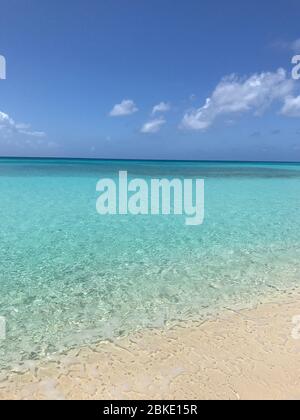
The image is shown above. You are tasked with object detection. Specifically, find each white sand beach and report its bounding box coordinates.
[0,289,300,400]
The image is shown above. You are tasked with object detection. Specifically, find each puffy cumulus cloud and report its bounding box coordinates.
[152,102,170,115]
[281,95,300,117]
[109,99,138,117]
[0,111,46,138]
[141,117,166,134]
[181,69,295,130]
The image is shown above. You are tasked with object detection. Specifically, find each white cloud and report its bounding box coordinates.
[109,99,138,117]
[141,117,166,134]
[181,69,294,130]
[152,102,170,115]
[0,111,15,134]
[281,95,300,117]
[0,111,46,138]
[0,111,46,137]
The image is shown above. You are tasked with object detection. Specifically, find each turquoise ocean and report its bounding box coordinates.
[0,159,300,368]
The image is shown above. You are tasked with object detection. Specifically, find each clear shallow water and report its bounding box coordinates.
[0,159,300,368]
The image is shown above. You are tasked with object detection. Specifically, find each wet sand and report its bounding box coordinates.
[0,290,300,400]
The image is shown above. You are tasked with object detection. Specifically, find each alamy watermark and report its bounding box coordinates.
[0,55,6,80]
[0,317,6,340]
[0,55,6,340]
[292,55,300,80]
[292,315,300,340]
[96,171,205,226]
[0,53,6,335]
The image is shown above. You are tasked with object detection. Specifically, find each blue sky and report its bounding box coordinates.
[0,0,300,160]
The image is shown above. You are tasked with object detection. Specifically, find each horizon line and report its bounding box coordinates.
[0,156,300,164]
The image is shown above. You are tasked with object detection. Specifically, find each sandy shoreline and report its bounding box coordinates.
[0,289,300,400]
